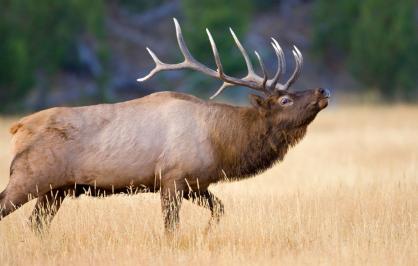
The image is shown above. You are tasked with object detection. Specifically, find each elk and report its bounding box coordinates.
[0,18,329,233]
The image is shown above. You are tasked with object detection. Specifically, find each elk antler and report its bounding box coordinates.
[137,18,303,99]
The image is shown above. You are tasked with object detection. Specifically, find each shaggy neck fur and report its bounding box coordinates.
[209,105,308,180]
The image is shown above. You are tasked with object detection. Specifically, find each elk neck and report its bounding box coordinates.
[208,104,307,181]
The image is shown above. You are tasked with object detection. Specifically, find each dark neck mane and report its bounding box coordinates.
[210,106,307,180]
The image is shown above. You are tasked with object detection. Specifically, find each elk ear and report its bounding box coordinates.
[249,94,268,109]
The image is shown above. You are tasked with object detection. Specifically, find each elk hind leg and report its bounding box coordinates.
[160,181,184,234]
[29,188,67,232]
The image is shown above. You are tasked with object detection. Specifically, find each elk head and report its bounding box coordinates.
[138,18,330,129]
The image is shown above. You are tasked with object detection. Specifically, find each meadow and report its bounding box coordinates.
[0,105,417,265]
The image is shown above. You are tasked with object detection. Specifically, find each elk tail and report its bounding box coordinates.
[9,122,22,135]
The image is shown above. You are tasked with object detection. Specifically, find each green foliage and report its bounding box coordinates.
[350,0,418,99]
[313,0,418,100]
[313,1,359,55]
[181,0,252,74]
[119,0,167,12]
[0,0,105,110]
[250,0,277,11]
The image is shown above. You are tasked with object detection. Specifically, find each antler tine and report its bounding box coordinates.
[294,45,303,78]
[174,18,192,62]
[283,45,303,90]
[269,39,284,91]
[254,51,268,90]
[272,38,286,74]
[206,28,225,76]
[137,48,164,82]
[229,28,255,75]
[209,82,233,100]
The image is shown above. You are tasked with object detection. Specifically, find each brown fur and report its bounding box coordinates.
[207,105,308,180]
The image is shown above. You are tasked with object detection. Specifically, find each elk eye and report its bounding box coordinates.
[279,96,293,106]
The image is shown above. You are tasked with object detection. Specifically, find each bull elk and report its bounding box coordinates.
[0,18,330,233]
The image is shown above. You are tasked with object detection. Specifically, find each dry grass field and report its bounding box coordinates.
[0,106,417,265]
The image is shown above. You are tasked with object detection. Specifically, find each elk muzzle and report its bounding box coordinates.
[315,88,331,109]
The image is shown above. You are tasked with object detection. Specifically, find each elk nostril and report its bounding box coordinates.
[318,88,331,97]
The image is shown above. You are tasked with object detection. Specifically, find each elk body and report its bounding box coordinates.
[0,19,330,232]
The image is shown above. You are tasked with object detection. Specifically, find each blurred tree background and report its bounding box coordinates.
[313,0,418,101]
[0,0,106,112]
[0,0,417,113]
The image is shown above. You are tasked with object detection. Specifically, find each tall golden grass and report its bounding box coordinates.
[0,106,417,265]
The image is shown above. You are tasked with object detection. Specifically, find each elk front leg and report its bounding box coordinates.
[184,190,224,226]
[160,181,184,234]
[29,189,66,232]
